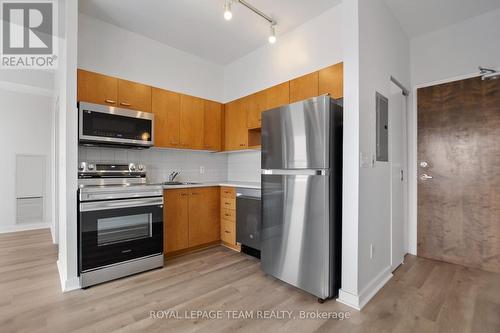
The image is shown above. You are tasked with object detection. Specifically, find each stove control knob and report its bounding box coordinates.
[87,163,95,171]
[78,162,86,171]
[130,164,136,171]
[138,164,144,171]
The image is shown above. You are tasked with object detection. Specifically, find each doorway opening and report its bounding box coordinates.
[389,81,408,271]
[416,75,500,273]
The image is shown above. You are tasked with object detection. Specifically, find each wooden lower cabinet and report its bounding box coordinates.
[221,219,236,244]
[188,187,220,247]
[220,187,239,250]
[164,187,220,256]
[164,189,189,254]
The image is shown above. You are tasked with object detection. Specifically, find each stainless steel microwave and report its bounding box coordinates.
[78,102,154,148]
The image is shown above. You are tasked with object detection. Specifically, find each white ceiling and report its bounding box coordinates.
[79,0,342,65]
[383,0,500,38]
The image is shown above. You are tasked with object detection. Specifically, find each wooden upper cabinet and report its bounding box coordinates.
[246,90,267,129]
[265,82,290,111]
[118,79,152,112]
[180,95,204,149]
[225,99,248,150]
[152,88,181,148]
[203,100,222,151]
[319,62,343,99]
[188,187,220,247]
[289,71,319,103]
[77,69,118,106]
[164,189,189,254]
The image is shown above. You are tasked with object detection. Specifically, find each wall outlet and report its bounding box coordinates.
[199,166,205,175]
[370,244,375,259]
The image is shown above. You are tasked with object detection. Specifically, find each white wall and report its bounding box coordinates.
[223,3,344,182]
[0,7,55,236]
[407,8,500,255]
[55,0,79,292]
[337,0,361,310]
[0,70,54,93]
[411,7,500,87]
[339,0,410,310]
[0,89,53,233]
[223,4,344,102]
[78,14,224,102]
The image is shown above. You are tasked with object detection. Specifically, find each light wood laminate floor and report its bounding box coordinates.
[1,229,499,333]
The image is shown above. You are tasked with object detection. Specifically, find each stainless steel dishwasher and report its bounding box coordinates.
[236,188,261,258]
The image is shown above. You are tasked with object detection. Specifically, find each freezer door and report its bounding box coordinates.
[262,95,331,169]
[261,172,332,299]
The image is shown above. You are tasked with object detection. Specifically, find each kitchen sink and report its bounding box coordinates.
[163,181,201,186]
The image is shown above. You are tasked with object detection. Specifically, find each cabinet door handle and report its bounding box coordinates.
[180,193,188,197]
[239,144,246,147]
[225,214,231,217]
[224,202,231,206]
[224,230,231,234]
[105,99,116,104]
[191,192,199,196]
[120,102,131,107]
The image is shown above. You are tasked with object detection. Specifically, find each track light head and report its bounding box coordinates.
[268,24,277,44]
[224,0,233,20]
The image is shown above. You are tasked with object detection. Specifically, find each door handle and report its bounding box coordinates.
[120,102,131,107]
[105,99,116,104]
[420,174,433,180]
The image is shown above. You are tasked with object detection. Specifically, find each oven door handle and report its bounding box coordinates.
[80,197,164,212]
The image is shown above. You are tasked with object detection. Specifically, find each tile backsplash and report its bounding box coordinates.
[79,146,262,184]
[227,150,261,182]
[79,146,228,183]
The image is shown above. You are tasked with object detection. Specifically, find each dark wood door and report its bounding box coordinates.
[417,76,500,273]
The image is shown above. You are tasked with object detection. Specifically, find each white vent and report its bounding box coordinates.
[16,155,45,224]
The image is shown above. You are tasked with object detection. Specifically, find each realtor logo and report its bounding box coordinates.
[1,0,57,68]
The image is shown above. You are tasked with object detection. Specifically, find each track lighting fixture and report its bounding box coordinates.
[223,0,277,44]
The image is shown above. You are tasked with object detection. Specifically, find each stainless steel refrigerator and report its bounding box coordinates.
[261,95,343,302]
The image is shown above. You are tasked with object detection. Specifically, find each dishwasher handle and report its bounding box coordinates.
[237,195,261,200]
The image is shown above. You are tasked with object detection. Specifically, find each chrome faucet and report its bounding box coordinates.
[168,171,180,182]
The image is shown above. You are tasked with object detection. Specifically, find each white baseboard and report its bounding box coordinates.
[358,266,393,309]
[337,266,393,311]
[0,223,51,234]
[56,259,80,292]
[337,289,362,310]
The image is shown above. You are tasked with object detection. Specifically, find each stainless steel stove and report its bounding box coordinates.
[78,162,164,288]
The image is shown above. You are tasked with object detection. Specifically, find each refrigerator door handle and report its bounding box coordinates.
[261,169,330,176]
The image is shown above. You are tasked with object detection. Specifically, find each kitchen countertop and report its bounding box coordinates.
[160,181,261,190]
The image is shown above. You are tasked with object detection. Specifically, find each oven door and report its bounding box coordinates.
[79,102,154,147]
[79,197,163,272]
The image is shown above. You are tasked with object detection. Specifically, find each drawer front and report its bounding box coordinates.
[221,198,236,210]
[221,187,235,199]
[221,219,236,244]
[220,208,236,221]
